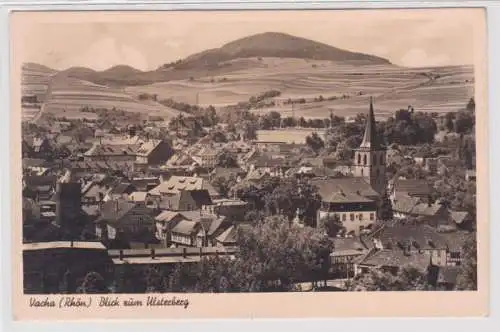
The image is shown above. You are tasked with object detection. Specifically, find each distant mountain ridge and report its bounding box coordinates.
[24,32,392,86]
[177,32,391,69]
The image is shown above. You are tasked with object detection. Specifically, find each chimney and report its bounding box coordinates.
[182,247,187,258]
[119,250,123,261]
[151,248,155,259]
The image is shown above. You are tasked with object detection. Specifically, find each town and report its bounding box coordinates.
[21,90,477,294]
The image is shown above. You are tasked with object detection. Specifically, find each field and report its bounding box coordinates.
[257,128,327,144]
[22,57,474,122]
[126,58,474,119]
[35,75,184,121]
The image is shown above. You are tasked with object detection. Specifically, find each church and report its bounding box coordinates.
[313,97,387,235]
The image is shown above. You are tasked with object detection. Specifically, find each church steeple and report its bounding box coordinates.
[360,97,382,150]
[352,97,387,196]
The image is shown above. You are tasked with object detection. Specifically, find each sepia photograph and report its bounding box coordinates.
[9,8,489,319]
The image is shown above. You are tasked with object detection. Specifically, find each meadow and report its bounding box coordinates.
[22,57,474,122]
[126,58,474,118]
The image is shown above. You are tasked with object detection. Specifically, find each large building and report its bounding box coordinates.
[315,98,386,235]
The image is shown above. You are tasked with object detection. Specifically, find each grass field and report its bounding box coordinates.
[22,57,474,122]
[256,128,327,144]
[40,76,183,120]
[126,57,474,118]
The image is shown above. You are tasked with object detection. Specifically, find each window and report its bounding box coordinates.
[342,214,347,221]
[363,154,367,165]
[350,213,354,221]
[359,214,363,220]
[357,153,361,165]
[370,213,375,221]
[373,155,377,166]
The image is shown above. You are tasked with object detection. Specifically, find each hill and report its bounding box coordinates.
[32,32,392,86]
[176,32,391,70]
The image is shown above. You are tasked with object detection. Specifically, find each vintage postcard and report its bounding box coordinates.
[10,8,488,320]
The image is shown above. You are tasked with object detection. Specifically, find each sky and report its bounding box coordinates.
[13,9,482,71]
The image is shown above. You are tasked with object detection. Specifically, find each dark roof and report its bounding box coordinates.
[24,175,57,188]
[216,225,238,244]
[437,266,461,284]
[358,249,431,271]
[333,237,368,251]
[188,190,213,206]
[98,199,136,224]
[392,196,421,214]
[211,167,246,180]
[22,158,47,168]
[359,97,383,150]
[369,223,450,250]
[392,179,432,197]
[311,177,379,201]
[109,183,136,195]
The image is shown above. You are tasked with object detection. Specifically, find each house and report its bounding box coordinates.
[169,212,228,248]
[148,176,221,200]
[203,198,248,221]
[22,136,53,159]
[465,169,476,182]
[154,211,191,246]
[23,175,58,202]
[128,191,156,208]
[355,248,434,276]
[209,167,247,182]
[389,178,433,202]
[435,266,461,290]
[134,139,174,166]
[158,189,212,211]
[106,183,137,201]
[312,177,380,235]
[450,211,474,230]
[365,223,464,267]
[392,196,422,219]
[191,146,220,168]
[83,143,138,162]
[330,237,369,278]
[130,177,161,192]
[215,225,238,247]
[248,155,292,178]
[95,199,156,244]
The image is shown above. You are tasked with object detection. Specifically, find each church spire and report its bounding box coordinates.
[360,96,382,149]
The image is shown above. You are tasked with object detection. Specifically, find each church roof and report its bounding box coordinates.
[359,97,383,150]
[311,177,380,202]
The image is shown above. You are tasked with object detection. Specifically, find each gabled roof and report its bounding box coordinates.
[149,176,219,198]
[311,177,379,201]
[98,199,137,225]
[392,196,422,214]
[392,179,432,197]
[216,225,238,244]
[357,249,431,271]
[450,211,470,224]
[109,182,136,195]
[171,220,198,235]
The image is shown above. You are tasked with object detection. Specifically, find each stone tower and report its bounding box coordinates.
[55,169,82,239]
[353,97,387,195]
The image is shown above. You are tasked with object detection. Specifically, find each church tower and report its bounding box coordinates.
[353,97,387,195]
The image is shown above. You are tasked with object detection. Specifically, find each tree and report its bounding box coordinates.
[320,214,343,237]
[305,132,325,154]
[212,175,237,198]
[379,191,394,220]
[345,266,431,291]
[77,272,107,294]
[217,151,238,168]
[466,97,475,112]
[455,235,477,290]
